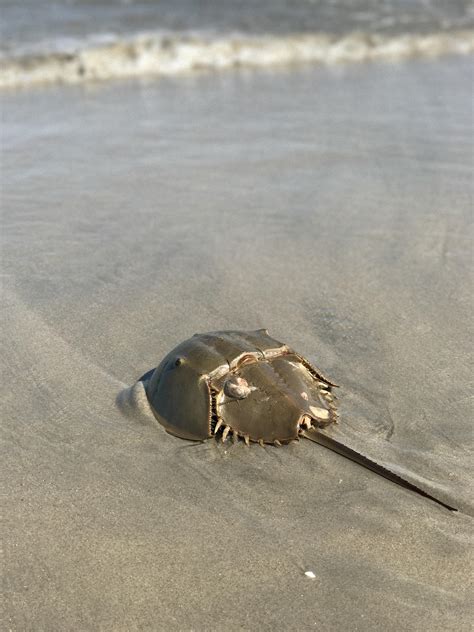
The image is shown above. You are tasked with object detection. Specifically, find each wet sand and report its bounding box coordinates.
[2,57,473,630]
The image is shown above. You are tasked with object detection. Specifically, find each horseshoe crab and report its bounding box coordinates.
[141,329,456,510]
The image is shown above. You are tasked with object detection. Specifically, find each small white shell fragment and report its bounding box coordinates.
[304,571,316,579]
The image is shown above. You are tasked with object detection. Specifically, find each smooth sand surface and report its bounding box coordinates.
[2,57,473,630]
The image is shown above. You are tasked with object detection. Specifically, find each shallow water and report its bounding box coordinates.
[2,0,473,51]
[1,0,473,87]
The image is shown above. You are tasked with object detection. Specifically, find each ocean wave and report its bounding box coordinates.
[1,30,473,89]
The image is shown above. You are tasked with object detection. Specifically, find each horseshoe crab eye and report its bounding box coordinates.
[174,357,184,367]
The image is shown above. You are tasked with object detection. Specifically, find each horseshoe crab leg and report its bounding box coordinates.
[303,427,457,512]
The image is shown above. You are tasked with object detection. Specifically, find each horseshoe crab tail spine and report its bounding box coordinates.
[303,428,457,512]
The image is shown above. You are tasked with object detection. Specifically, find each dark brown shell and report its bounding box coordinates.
[145,329,338,445]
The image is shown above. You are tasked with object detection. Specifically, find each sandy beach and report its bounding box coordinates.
[2,24,473,632]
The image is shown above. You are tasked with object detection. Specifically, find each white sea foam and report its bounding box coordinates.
[1,30,473,89]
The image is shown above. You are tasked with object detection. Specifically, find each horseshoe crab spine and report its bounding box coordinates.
[303,428,457,512]
[295,353,339,388]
